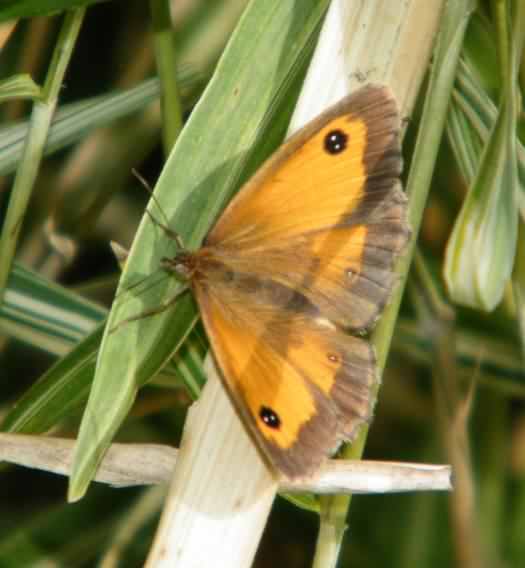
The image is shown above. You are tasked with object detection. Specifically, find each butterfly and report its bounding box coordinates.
[159,84,409,479]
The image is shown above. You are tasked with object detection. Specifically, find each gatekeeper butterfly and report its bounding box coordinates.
[156,84,409,479]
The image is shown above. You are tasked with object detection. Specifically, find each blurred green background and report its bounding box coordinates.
[0,1,524,567]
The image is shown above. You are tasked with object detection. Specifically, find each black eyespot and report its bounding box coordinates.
[259,406,281,429]
[327,353,339,363]
[324,129,348,154]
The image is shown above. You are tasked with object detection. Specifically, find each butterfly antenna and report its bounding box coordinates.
[132,168,185,250]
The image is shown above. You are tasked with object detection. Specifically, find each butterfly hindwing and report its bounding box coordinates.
[194,280,376,478]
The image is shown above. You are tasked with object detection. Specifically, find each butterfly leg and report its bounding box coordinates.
[110,284,189,332]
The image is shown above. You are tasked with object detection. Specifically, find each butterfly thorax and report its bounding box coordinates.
[175,245,327,322]
[161,250,200,281]
[161,247,223,284]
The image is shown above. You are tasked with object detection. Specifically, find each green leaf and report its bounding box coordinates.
[0,9,85,298]
[0,69,205,177]
[1,274,208,434]
[68,0,329,501]
[0,263,104,356]
[444,3,522,311]
[0,0,107,22]
[444,92,518,309]
[2,323,104,433]
[514,225,525,362]
[451,59,525,218]
[0,73,41,102]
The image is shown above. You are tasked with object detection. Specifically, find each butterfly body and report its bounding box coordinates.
[164,85,409,479]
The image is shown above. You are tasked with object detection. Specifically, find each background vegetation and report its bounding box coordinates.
[0,1,524,567]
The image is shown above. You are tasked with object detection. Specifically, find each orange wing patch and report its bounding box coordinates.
[194,282,376,477]
[208,116,369,247]
[206,86,401,249]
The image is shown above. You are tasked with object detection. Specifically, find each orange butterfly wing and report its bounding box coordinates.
[193,279,376,478]
[204,84,409,331]
[188,84,409,478]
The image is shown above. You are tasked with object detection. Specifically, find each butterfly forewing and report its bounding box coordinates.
[207,85,401,246]
[204,85,409,331]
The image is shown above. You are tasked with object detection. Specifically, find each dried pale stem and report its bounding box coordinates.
[0,432,452,494]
